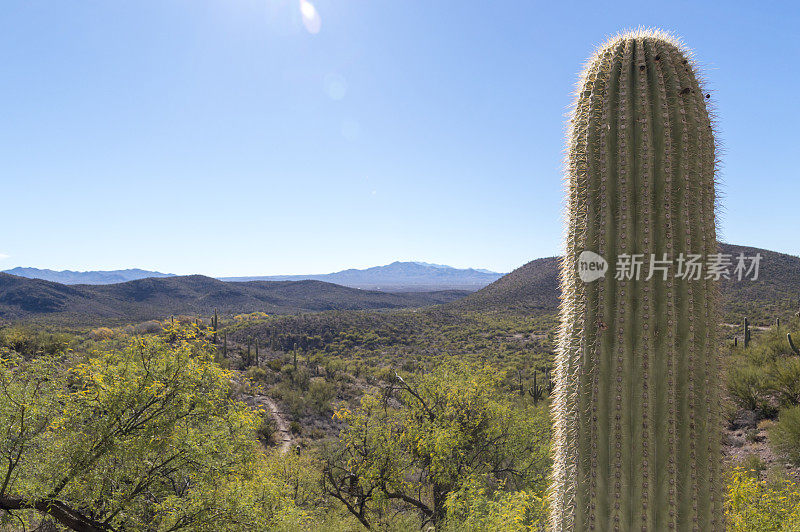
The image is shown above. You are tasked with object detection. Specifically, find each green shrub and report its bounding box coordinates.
[769,357,800,407]
[0,328,306,529]
[133,320,162,334]
[307,377,335,414]
[726,466,800,530]
[272,385,306,418]
[0,326,72,356]
[738,454,766,478]
[442,475,546,531]
[246,366,275,386]
[770,406,800,465]
[728,364,773,415]
[257,414,277,444]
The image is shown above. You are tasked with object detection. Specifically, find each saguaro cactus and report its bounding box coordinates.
[212,308,219,345]
[789,333,800,356]
[551,29,723,531]
[744,316,751,348]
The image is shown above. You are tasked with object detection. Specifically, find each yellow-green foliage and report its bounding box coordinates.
[443,475,547,531]
[323,363,551,529]
[726,467,800,531]
[770,406,800,465]
[0,325,71,356]
[0,325,306,531]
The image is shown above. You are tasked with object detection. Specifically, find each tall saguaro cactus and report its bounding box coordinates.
[551,29,723,531]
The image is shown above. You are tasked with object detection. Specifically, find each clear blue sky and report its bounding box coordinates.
[1,1,798,276]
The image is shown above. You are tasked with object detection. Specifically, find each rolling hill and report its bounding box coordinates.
[449,256,561,313]
[2,243,796,327]
[451,244,800,323]
[0,274,469,325]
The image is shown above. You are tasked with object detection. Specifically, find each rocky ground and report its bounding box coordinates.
[725,408,800,482]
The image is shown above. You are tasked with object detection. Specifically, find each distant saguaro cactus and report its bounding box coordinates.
[744,316,751,348]
[212,308,218,345]
[789,333,800,356]
[551,29,723,531]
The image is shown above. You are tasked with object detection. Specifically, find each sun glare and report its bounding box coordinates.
[299,0,321,34]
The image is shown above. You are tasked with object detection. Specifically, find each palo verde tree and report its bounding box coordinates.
[0,323,306,531]
[322,363,551,529]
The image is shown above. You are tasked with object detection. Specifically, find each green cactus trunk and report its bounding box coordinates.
[789,333,799,356]
[550,29,723,531]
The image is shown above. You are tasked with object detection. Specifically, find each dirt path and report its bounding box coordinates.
[262,396,293,455]
[722,322,771,331]
[233,368,294,455]
[245,393,293,455]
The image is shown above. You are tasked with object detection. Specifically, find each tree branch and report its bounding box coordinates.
[0,495,116,532]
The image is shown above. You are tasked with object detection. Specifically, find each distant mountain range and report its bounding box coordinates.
[219,262,505,291]
[0,274,469,325]
[3,244,797,326]
[2,267,176,285]
[4,262,505,292]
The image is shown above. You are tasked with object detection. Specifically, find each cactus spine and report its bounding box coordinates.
[551,29,723,531]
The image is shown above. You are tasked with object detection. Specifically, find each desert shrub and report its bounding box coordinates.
[443,476,546,531]
[324,359,346,381]
[745,428,761,444]
[738,454,767,478]
[726,319,800,421]
[257,413,277,445]
[728,364,772,414]
[0,327,306,530]
[0,326,71,356]
[290,421,302,435]
[278,364,309,391]
[323,362,551,529]
[307,377,336,414]
[726,466,800,531]
[294,367,310,390]
[272,385,306,418]
[770,406,800,465]
[769,357,800,407]
[90,327,116,340]
[134,320,163,334]
[246,366,275,386]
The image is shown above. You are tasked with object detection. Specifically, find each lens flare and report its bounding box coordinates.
[299,0,321,34]
[341,119,360,141]
[324,74,347,100]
